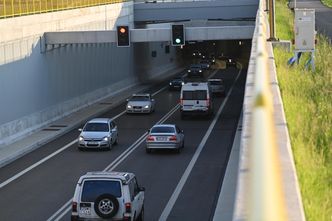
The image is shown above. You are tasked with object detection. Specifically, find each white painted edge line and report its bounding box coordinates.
[212,110,242,221]
[158,67,243,221]
[0,86,169,190]
[48,104,180,221]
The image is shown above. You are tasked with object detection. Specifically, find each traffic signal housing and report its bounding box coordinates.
[171,24,185,46]
[117,25,130,47]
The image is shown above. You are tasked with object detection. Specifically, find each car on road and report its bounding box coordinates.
[187,64,203,78]
[180,82,213,118]
[199,60,211,70]
[169,75,185,90]
[146,124,184,153]
[77,118,118,150]
[219,55,237,68]
[126,93,155,114]
[71,171,145,221]
[208,78,226,96]
[192,50,202,58]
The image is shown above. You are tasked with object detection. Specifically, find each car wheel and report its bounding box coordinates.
[137,206,144,221]
[94,194,119,219]
[78,147,84,151]
[176,148,181,153]
[114,135,118,145]
[146,148,151,153]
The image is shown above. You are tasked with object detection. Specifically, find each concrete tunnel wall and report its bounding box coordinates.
[0,2,181,145]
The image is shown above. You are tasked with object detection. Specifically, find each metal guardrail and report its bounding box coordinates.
[0,0,126,19]
[247,0,287,220]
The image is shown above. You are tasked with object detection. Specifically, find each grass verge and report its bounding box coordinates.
[274,1,332,220]
[321,0,332,8]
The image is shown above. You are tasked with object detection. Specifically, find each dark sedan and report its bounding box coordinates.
[169,76,185,90]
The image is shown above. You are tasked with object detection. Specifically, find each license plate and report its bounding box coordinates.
[156,137,167,141]
[88,142,98,145]
[80,207,91,215]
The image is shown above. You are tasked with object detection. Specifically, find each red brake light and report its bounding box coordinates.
[147,136,154,141]
[125,202,132,213]
[169,135,177,141]
[72,202,77,212]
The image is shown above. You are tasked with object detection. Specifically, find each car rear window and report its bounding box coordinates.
[81,180,122,202]
[182,90,207,100]
[151,126,175,133]
[84,123,109,132]
[209,81,222,85]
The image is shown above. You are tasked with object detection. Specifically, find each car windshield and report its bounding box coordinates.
[190,65,201,69]
[84,123,109,132]
[151,126,175,133]
[130,96,149,101]
[182,90,207,100]
[81,180,122,202]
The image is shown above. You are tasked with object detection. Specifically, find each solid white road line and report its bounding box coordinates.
[48,104,180,221]
[0,86,169,190]
[158,67,243,221]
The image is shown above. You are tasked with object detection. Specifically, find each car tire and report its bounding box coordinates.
[94,194,119,219]
[114,135,118,145]
[146,148,151,153]
[176,148,181,154]
[78,147,84,151]
[137,206,144,221]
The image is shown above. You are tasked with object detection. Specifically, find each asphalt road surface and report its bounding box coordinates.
[0,66,246,221]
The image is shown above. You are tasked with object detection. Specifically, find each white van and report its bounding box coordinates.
[180,82,213,119]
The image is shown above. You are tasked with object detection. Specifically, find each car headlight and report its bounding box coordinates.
[79,136,84,142]
[103,137,109,141]
[181,82,184,85]
[188,70,191,72]
[169,82,172,85]
[229,59,232,62]
[199,70,202,72]
[144,105,150,109]
[127,105,132,108]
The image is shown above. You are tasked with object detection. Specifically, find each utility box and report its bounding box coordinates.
[294,9,315,51]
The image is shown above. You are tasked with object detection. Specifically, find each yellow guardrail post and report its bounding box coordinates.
[248,1,288,221]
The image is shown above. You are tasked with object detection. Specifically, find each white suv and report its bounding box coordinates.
[180,82,213,119]
[71,171,145,221]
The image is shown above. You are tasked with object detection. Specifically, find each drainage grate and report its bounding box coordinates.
[99,102,112,105]
[43,128,61,131]
[49,125,67,128]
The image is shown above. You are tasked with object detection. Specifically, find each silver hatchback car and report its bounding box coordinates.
[78,118,118,150]
[146,124,184,153]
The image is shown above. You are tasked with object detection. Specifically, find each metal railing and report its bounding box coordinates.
[0,0,126,19]
[247,0,287,220]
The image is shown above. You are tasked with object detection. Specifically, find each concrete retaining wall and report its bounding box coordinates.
[0,2,181,146]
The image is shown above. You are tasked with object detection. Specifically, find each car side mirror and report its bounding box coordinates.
[126,99,129,102]
[151,99,155,102]
[139,187,145,192]
[78,128,82,132]
[181,130,184,133]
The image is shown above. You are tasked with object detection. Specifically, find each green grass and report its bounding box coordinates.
[321,0,332,7]
[274,1,332,220]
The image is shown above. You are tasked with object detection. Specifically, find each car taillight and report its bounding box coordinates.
[147,136,155,141]
[169,135,177,141]
[72,202,77,212]
[125,202,132,213]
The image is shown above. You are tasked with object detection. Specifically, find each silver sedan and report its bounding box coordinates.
[146,124,184,153]
[126,93,155,114]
